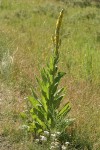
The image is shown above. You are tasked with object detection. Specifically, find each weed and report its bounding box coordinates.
[21,10,72,148]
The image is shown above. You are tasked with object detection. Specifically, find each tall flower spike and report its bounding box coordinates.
[54,9,64,56]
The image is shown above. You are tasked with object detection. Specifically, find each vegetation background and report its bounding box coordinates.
[0,0,100,149]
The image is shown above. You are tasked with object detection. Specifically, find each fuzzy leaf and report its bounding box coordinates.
[54,88,65,101]
[55,72,66,84]
[58,102,71,118]
[31,88,38,100]
[54,95,64,109]
[28,96,39,108]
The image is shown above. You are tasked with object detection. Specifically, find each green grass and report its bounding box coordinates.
[0,0,100,150]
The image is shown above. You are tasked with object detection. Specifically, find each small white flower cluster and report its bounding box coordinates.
[40,135,47,142]
[35,135,47,143]
[50,141,60,149]
[50,140,69,150]
[61,142,70,150]
[34,130,70,150]
[50,132,70,150]
[44,131,50,136]
[35,131,49,144]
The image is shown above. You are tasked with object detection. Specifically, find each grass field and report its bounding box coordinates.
[0,0,100,149]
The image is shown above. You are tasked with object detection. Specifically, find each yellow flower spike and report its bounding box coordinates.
[54,9,64,55]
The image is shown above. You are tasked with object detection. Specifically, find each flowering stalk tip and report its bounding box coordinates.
[52,9,64,57]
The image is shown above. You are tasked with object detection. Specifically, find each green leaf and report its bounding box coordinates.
[58,102,71,118]
[54,72,66,84]
[51,82,59,96]
[28,96,39,108]
[54,88,65,97]
[41,89,49,100]
[28,122,36,132]
[41,69,48,85]
[54,95,64,109]
[31,88,38,100]
[34,108,45,121]
[35,115,47,129]
[20,112,27,120]
[36,77,42,89]
[29,96,47,113]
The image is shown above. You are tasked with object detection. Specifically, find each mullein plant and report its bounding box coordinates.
[21,9,71,139]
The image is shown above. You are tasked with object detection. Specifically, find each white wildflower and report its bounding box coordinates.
[55,141,60,148]
[51,133,56,140]
[44,131,49,136]
[54,138,58,142]
[51,142,55,146]
[55,141,59,146]
[51,133,56,137]
[62,145,67,150]
[56,131,61,135]
[35,139,39,143]
[40,135,47,142]
[65,141,69,146]
[50,146,55,149]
